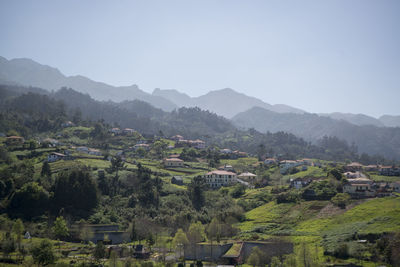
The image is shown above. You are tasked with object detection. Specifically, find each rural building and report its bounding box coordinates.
[133,144,150,151]
[290,178,311,189]
[122,128,135,135]
[88,148,102,156]
[238,172,257,181]
[264,158,277,165]
[184,241,293,264]
[109,128,121,135]
[379,166,400,176]
[345,162,363,172]
[47,152,66,162]
[5,136,25,146]
[171,135,184,141]
[61,121,74,127]
[73,224,128,244]
[163,158,184,168]
[171,176,184,185]
[343,171,363,178]
[203,170,237,188]
[219,164,235,172]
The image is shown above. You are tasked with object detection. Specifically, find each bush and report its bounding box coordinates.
[331,193,351,209]
[276,191,300,204]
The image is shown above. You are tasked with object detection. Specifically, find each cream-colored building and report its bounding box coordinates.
[203,170,237,188]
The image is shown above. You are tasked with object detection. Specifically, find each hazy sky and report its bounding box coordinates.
[1,0,399,117]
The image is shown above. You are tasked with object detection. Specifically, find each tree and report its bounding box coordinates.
[247,247,261,267]
[331,193,351,209]
[31,239,56,266]
[146,233,155,251]
[41,161,51,177]
[206,218,221,261]
[53,169,98,216]
[1,234,15,259]
[7,182,50,220]
[187,176,206,211]
[108,156,126,195]
[187,221,205,260]
[12,219,24,249]
[93,241,105,262]
[172,228,189,259]
[109,250,118,267]
[53,216,69,241]
[130,220,137,243]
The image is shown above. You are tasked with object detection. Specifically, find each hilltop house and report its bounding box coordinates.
[42,138,60,147]
[290,178,312,189]
[219,164,235,172]
[379,166,400,176]
[171,176,184,185]
[72,224,127,244]
[122,128,135,135]
[109,128,122,135]
[390,182,400,193]
[343,177,375,198]
[264,158,277,165]
[133,144,150,151]
[47,152,66,162]
[345,162,363,172]
[171,135,184,141]
[203,170,237,188]
[5,136,25,146]
[88,148,102,156]
[163,158,184,168]
[238,172,257,182]
[343,171,363,179]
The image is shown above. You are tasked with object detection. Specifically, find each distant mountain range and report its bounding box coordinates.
[0,56,177,111]
[1,55,400,159]
[232,106,400,159]
[1,55,398,127]
[152,88,305,118]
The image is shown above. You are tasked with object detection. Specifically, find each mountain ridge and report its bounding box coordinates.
[0,56,178,111]
[232,106,400,160]
[153,87,306,118]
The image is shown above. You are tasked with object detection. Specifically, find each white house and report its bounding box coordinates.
[123,128,136,135]
[238,172,257,181]
[203,170,237,188]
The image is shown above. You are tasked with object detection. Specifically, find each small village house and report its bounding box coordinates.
[122,128,135,135]
[264,158,277,165]
[163,158,184,168]
[133,143,150,151]
[88,148,102,156]
[290,178,312,189]
[171,135,184,141]
[238,172,257,181]
[171,176,184,185]
[109,128,122,135]
[345,162,363,172]
[47,152,66,162]
[219,164,235,172]
[5,136,25,146]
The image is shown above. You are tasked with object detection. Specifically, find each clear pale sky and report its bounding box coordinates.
[0,0,399,117]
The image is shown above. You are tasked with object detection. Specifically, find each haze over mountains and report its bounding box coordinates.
[1,55,400,159]
[1,56,399,127]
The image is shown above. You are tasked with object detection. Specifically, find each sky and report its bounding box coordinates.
[0,0,399,117]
